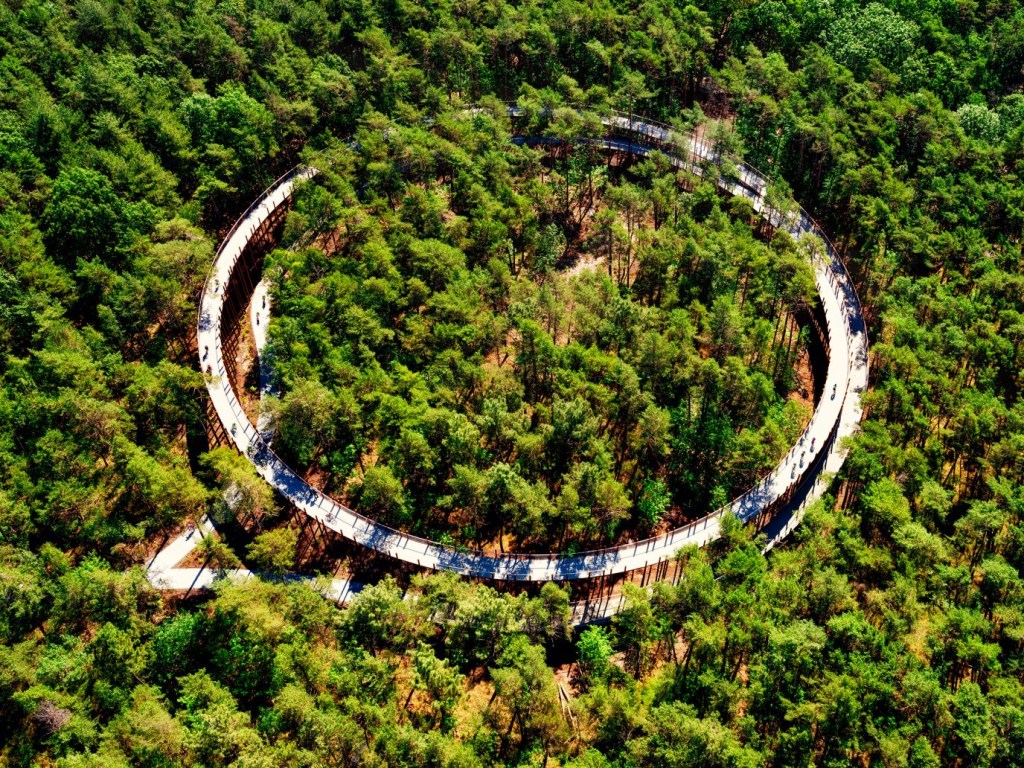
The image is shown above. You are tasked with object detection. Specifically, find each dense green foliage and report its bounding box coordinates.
[1,0,1024,764]
[264,112,814,550]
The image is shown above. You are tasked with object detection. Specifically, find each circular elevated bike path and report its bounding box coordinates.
[197,109,869,583]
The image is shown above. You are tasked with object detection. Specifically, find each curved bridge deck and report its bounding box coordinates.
[195,109,869,584]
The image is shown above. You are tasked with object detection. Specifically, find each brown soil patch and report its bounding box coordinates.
[788,342,816,413]
[482,328,517,369]
[302,465,331,493]
[453,677,496,741]
[735,662,750,718]
[232,296,262,425]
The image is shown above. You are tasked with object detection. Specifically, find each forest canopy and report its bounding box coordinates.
[1,0,1023,765]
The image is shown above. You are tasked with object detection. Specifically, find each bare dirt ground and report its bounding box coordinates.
[232,295,261,425]
[789,343,816,411]
[563,252,604,280]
